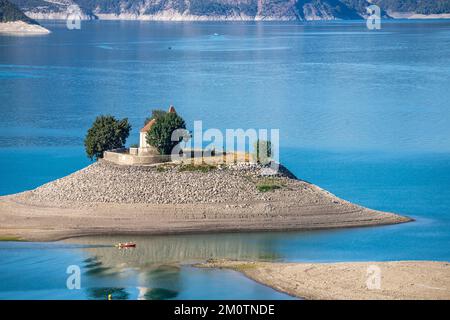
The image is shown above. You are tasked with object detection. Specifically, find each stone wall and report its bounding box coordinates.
[103,148,171,166]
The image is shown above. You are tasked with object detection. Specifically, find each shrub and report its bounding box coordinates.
[84,115,131,160]
[146,112,186,155]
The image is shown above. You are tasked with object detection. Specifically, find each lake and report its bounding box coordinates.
[0,20,449,299]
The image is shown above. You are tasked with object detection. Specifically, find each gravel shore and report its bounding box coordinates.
[0,160,411,241]
[21,160,298,205]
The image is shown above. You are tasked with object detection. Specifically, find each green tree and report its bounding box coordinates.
[84,115,131,160]
[253,140,272,164]
[0,0,37,24]
[146,112,186,155]
[144,109,166,125]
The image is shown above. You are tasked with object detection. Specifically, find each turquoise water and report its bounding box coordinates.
[0,20,450,299]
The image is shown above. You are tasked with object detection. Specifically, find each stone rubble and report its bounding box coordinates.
[25,160,305,205]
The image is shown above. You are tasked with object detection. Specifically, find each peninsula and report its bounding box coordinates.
[0,0,49,34]
[0,159,411,241]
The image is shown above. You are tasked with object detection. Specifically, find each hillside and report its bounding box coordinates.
[0,0,36,23]
[7,0,450,21]
[373,0,450,15]
[0,0,50,33]
[10,0,367,20]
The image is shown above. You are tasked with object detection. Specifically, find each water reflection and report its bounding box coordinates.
[87,287,130,300]
[136,265,182,300]
[142,288,179,300]
[68,233,282,269]
[80,258,183,300]
[64,234,284,300]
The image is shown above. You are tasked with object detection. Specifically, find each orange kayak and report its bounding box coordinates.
[115,242,136,248]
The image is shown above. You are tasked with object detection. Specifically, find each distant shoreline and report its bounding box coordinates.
[0,21,50,35]
[0,160,411,241]
[388,11,450,20]
[23,13,450,22]
[199,260,450,300]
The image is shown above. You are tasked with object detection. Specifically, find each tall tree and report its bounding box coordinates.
[84,115,131,160]
[146,112,186,155]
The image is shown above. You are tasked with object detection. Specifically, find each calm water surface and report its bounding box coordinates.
[0,20,449,299]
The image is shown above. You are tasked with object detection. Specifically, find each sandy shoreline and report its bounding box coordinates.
[388,12,450,19]
[0,161,411,241]
[200,260,450,300]
[0,21,50,35]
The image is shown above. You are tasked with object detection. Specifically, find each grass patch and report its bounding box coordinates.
[155,163,177,172]
[0,235,23,241]
[179,163,216,173]
[156,166,167,172]
[256,177,285,193]
[234,263,257,271]
[257,184,281,192]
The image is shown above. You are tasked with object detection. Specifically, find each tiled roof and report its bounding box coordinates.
[140,118,156,133]
[140,106,176,133]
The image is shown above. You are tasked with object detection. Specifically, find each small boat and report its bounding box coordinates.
[115,242,136,248]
